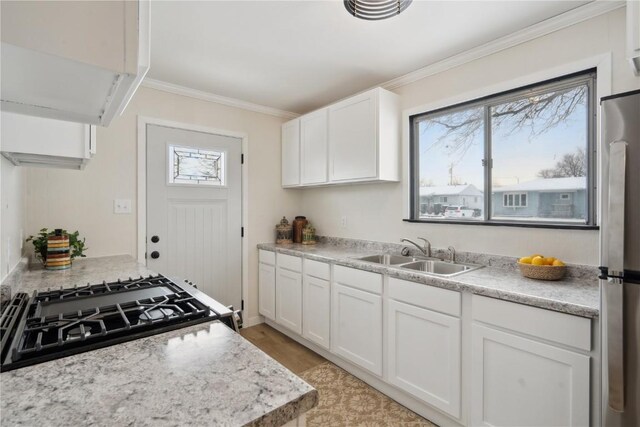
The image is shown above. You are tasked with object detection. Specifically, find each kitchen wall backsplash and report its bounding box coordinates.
[316,236,597,280]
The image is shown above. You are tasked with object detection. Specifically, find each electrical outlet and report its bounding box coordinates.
[114,199,132,214]
[340,216,348,228]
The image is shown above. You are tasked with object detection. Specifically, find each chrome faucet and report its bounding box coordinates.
[401,237,431,258]
[447,246,456,263]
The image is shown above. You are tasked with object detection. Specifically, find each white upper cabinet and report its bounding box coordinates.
[282,119,301,187]
[281,87,400,188]
[0,0,149,126]
[300,109,328,185]
[329,88,400,183]
[1,111,95,170]
[628,0,640,74]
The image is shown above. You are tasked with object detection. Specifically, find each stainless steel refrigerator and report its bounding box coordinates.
[601,89,640,427]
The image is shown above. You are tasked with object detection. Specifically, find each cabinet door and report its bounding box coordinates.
[303,275,330,349]
[300,109,328,185]
[471,324,590,427]
[387,300,461,418]
[328,90,377,182]
[331,283,382,376]
[258,263,276,320]
[281,119,300,187]
[276,268,303,334]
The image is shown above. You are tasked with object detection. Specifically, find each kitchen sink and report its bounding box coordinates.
[355,254,417,265]
[400,260,482,277]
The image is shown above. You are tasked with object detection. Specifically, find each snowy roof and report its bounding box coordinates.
[420,184,483,197]
[493,177,586,193]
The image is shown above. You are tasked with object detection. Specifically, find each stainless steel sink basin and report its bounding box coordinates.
[355,254,416,265]
[400,260,482,277]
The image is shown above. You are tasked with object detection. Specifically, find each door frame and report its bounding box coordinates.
[137,115,249,316]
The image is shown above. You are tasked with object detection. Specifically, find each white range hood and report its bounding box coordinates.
[1,111,96,170]
[0,0,149,126]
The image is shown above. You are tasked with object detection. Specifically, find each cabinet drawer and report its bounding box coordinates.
[259,249,275,265]
[389,277,460,317]
[334,265,382,294]
[472,295,591,352]
[305,259,330,280]
[277,253,302,272]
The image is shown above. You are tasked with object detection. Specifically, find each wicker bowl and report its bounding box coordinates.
[518,262,567,281]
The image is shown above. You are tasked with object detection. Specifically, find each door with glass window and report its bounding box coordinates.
[146,124,242,309]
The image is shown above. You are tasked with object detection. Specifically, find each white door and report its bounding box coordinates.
[146,124,242,309]
[328,90,377,182]
[300,109,328,185]
[281,119,300,187]
[275,267,303,334]
[302,275,330,349]
[387,300,461,418]
[331,283,382,376]
[258,263,276,320]
[471,323,590,427]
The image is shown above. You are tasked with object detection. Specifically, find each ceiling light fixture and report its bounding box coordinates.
[344,0,413,21]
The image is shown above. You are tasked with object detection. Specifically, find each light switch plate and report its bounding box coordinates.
[114,199,132,214]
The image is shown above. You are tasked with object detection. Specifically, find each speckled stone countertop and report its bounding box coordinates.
[0,255,318,427]
[257,242,600,318]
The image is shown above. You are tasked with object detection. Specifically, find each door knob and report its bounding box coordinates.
[150,251,160,259]
[151,235,160,243]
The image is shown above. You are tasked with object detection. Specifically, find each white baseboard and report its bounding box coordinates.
[242,315,264,328]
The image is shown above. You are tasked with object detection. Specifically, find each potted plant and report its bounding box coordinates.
[26,228,87,266]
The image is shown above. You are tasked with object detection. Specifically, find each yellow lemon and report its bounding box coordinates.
[519,256,533,264]
[530,253,544,259]
[544,257,556,265]
[531,256,545,266]
[552,259,565,267]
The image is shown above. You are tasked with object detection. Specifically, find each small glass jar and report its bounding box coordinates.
[302,223,316,245]
[275,216,293,244]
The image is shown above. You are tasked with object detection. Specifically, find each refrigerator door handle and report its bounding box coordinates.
[606,140,627,413]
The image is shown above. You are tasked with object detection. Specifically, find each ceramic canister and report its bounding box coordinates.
[46,229,71,270]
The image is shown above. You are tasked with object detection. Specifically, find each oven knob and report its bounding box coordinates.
[151,235,160,243]
[150,251,160,259]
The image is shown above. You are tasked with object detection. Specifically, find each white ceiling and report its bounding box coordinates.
[148,0,591,114]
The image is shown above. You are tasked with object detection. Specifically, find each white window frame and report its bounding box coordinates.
[503,192,528,208]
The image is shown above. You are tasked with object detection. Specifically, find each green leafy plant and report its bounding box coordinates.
[26,228,87,265]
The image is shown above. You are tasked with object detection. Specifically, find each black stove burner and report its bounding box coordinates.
[139,307,175,322]
[67,325,92,340]
[0,275,235,372]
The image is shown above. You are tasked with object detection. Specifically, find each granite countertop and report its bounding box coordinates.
[257,242,600,318]
[0,255,318,427]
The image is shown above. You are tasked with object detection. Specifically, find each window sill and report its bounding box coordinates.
[403,218,599,230]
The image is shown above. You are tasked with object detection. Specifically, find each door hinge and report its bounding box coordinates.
[241,154,244,164]
[145,252,148,259]
[241,227,244,237]
[241,299,244,310]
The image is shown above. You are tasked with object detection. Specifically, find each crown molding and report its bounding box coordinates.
[141,78,300,119]
[381,0,625,90]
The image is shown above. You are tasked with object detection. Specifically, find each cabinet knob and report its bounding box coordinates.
[151,235,160,243]
[150,251,160,259]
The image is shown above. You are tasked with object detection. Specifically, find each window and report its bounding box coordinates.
[168,145,226,186]
[503,193,527,207]
[410,70,596,227]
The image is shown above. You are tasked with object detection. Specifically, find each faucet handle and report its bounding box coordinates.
[447,246,456,263]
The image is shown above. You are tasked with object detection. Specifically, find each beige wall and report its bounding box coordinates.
[25,86,301,321]
[1,157,26,281]
[300,8,640,266]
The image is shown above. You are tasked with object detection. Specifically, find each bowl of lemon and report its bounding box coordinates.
[517,254,566,281]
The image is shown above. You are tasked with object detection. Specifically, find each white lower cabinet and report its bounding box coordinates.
[303,275,331,349]
[331,282,383,376]
[471,323,590,427]
[387,299,461,418]
[258,263,276,320]
[275,267,303,334]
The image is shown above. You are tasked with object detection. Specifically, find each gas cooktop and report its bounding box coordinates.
[0,275,236,372]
